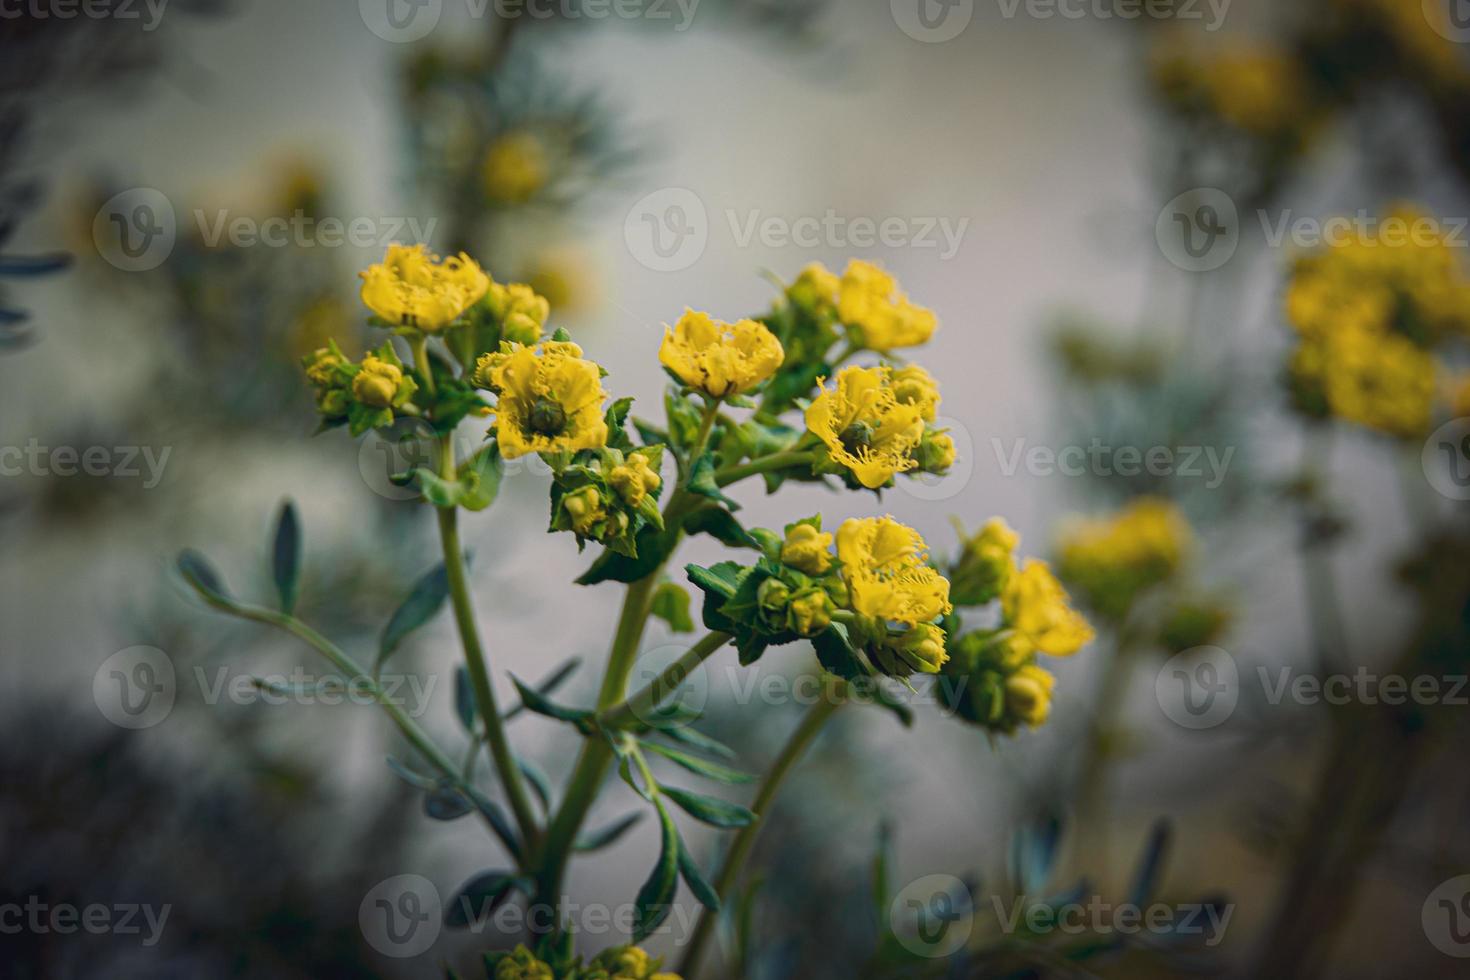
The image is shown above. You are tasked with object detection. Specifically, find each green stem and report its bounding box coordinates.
[714,450,815,488]
[680,694,844,977]
[437,495,541,847]
[599,631,731,730]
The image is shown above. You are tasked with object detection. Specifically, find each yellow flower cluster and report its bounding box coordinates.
[475,341,609,459]
[1149,37,1316,145]
[836,516,953,673]
[1284,207,1470,437]
[1055,497,1192,620]
[489,944,680,980]
[482,130,550,205]
[359,243,490,333]
[659,309,785,398]
[786,259,938,352]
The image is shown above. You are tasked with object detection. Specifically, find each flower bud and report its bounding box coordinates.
[757,577,792,622]
[892,622,948,674]
[352,356,404,409]
[490,945,554,980]
[562,485,605,536]
[780,522,833,575]
[609,454,661,508]
[303,346,346,386]
[1004,664,1055,728]
[916,429,955,474]
[787,588,834,637]
[950,517,1018,607]
[786,262,840,316]
[892,364,941,421]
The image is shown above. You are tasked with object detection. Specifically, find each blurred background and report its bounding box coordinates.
[3,0,1470,976]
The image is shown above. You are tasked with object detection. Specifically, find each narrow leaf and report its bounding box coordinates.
[643,742,754,784]
[676,831,721,912]
[575,813,644,852]
[510,675,591,724]
[177,550,232,606]
[633,800,680,942]
[444,871,533,928]
[504,657,583,721]
[385,756,438,791]
[661,786,756,828]
[425,785,474,821]
[454,666,476,732]
[654,725,736,760]
[271,500,302,614]
[378,561,453,672]
[517,756,554,814]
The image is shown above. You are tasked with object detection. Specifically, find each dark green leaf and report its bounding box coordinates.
[517,756,554,813]
[577,524,677,585]
[454,666,476,733]
[445,871,534,928]
[385,756,438,791]
[425,785,474,821]
[654,725,736,760]
[812,624,869,681]
[643,742,753,784]
[271,500,301,614]
[510,674,591,724]
[650,582,695,633]
[575,812,644,852]
[683,503,760,550]
[605,396,636,451]
[177,550,232,607]
[688,452,740,511]
[466,788,523,862]
[378,561,454,673]
[676,831,721,912]
[633,799,681,942]
[661,786,756,828]
[686,561,744,600]
[504,657,583,721]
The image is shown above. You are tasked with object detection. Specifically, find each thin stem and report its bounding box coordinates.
[680,694,844,977]
[599,631,732,730]
[714,450,815,488]
[411,335,435,397]
[437,494,541,846]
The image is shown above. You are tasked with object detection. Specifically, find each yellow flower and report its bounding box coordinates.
[478,341,609,459]
[609,454,662,507]
[359,243,490,333]
[787,262,840,316]
[805,366,926,489]
[482,130,549,205]
[582,945,679,980]
[487,281,551,346]
[836,516,952,627]
[659,309,785,398]
[1002,559,1094,657]
[891,364,941,421]
[351,355,405,409]
[492,945,554,980]
[892,622,948,673]
[788,588,834,637]
[780,522,833,575]
[1004,664,1056,728]
[836,260,937,352]
[950,517,1019,605]
[562,486,606,535]
[303,345,347,387]
[1319,325,1437,438]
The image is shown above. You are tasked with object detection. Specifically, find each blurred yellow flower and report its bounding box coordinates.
[837,260,937,352]
[482,131,549,205]
[786,261,841,317]
[359,243,490,333]
[891,363,941,422]
[659,309,784,398]
[1056,497,1193,619]
[836,516,953,628]
[1002,559,1093,657]
[1004,664,1056,728]
[487,281,551,346]
[805,365,926,489]
[477,341,609,458]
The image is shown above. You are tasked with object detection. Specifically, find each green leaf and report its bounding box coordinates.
[177,550,233,607]
[676,832,721,912]
[688,452,740,511]
[605,396,637,451]
[425,784,474,820]
[650,582,695,634]
[665,388,703,450]
[811,623,869,681]
[385,756,438,791]
[454,666,476,732]
[661,786,756,828]
[643,742,754,784]
[504,657,583,721]
[378,561,453,673]
[869,679,916,728]
[633,799,681,942]
[444,871,534,928]
[271,500,302,614]
[653,725,736,760]
[412,467,463,508]
[466,790,523,862]
[456,443,503,512]
[682,503,760,550]
[577,524,678,586]
[686,561,744,601]
[509,674,591,724]
[575,812,644,852]
[517,756,554,814]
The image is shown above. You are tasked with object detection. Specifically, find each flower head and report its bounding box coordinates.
[477,340,609,458]
[786,262,841,317]
[482,130,550,205]
[837,516,952,627]
[490,945,554,980]
[950,517,1020,606]
[487,281,552,346]
[609,453,662,508]
[1004,664,1056,728]
[836,260,938,352]
[805,366,927,489]
[351,355,408,409]
[891,364,941,421]
[1001,559,1094,657]
[659,309,784,398]
[1056,497,1193,618]
[359,243,490,333]
[580,945,680,980]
